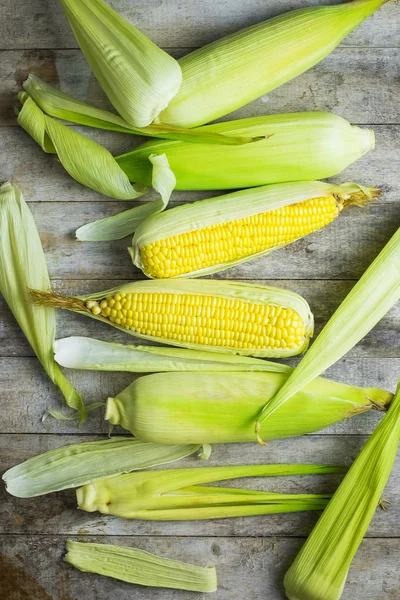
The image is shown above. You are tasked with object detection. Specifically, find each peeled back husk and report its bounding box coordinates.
[116,113,375,191]
[104,371,393,444]
[156,0,387,128]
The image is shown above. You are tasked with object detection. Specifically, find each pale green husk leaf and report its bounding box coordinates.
[117,113,375,190]
[54,336,292,373]
[131,181,377,277]
[22,74,255,146]
[59,0,182,128]
[76,463,345,520]
[0,182,85,421]
[2,438,201,498]
[284,379,400,600]
[76,154,176,241]
[157,0,387,128]
[256,227,400,435]
[65,540,217,593]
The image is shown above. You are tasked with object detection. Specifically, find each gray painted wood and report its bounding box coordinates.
[0,0,396,50]
[2,48,399,126]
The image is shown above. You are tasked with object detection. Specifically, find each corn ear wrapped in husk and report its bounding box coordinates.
[65,540,218,593]
[105,371,392,444]
[3,438,201,498]
[284,379,400,600]
[0,182,86,421]
[58,0,182,128]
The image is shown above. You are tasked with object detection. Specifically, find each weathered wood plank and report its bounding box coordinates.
[2,48,399,127]
[1,534,399,600]
[1,125,398,203]
[1,0,396,50]
[0,357,398,435]
[1,277,399,358]
[1,435,399,537]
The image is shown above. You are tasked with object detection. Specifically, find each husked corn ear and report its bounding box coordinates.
[30,280,313,358]
[131,181,379,279]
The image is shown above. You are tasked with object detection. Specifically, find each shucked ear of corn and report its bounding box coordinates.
[76,463,345,521]
[156,0,387,128]
[255,227,400,440]
[284,379,400,600]
[116,113,374,191]
[31,279,313,358]
[130,181,379,278]
[105,371,392,445]
[58,0,182,128]
[0,182,86,421]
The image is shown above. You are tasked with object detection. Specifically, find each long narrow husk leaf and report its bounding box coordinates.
[65,540,217,593]
[105,371,392,445]
[255,227,400,439]
[22,74,255,146]
[54,337,292,374]
[76,463,345,520]
[117,113,375,190]
[2,438,201,498]
[58,0,182,128]
[0,182,85,421]
[284,379,400,600]
[157,0,387,128]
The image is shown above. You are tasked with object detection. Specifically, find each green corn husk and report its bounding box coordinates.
[21,74,254,146]
[3,438,201,498]
[105,371,393,445]
[0,182,86,421]
[58,0,182,128]
[255,227,400,441]
[54,336,292,373]
[76,463,346,520]
[65,540,218,593]
[129,181,378,274]
[116,113,374,191]
[156,0,388,128]
[284,379,400,600]
[31,279,314,359]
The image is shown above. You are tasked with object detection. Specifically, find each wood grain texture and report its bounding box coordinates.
[2,48,399,126]
[0,0,397,50]
[1,435,399,537]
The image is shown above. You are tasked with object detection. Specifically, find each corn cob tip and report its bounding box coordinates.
[339,186,382,209]
[29,289,87,312]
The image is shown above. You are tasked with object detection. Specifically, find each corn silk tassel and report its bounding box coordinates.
[157,0,388,128]
[21,74,254,145]
[58,0,182,128]
[65,540,218,593]
[3,438,202,498]
[104,371,392,445]
[31,279,314,358]
[76,463,346,520]
[284,379,400,600]
[255,227,400,443]
[130,181,379,275]
[0,182,87,422]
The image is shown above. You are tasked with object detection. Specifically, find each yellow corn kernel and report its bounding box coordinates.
[140,195,339,278]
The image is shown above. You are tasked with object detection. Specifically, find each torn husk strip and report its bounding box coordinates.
[65,540,218,593]
[2,438,202,498]
[0,182,85,421]
[76,464,346,520]
[255,227,400,440]
[105,371,392,445]
[284,378,400,600]
[22,74,256,145]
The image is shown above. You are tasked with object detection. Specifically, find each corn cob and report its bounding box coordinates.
[31,280,313,358]
[116,113,374,191]
[131,182,378,279]
[105,371,393,445]
[156,0,387,128]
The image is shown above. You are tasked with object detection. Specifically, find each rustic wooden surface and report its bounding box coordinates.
[0,1,399,598]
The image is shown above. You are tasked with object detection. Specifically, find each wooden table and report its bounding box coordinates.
[0,1,399,598]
